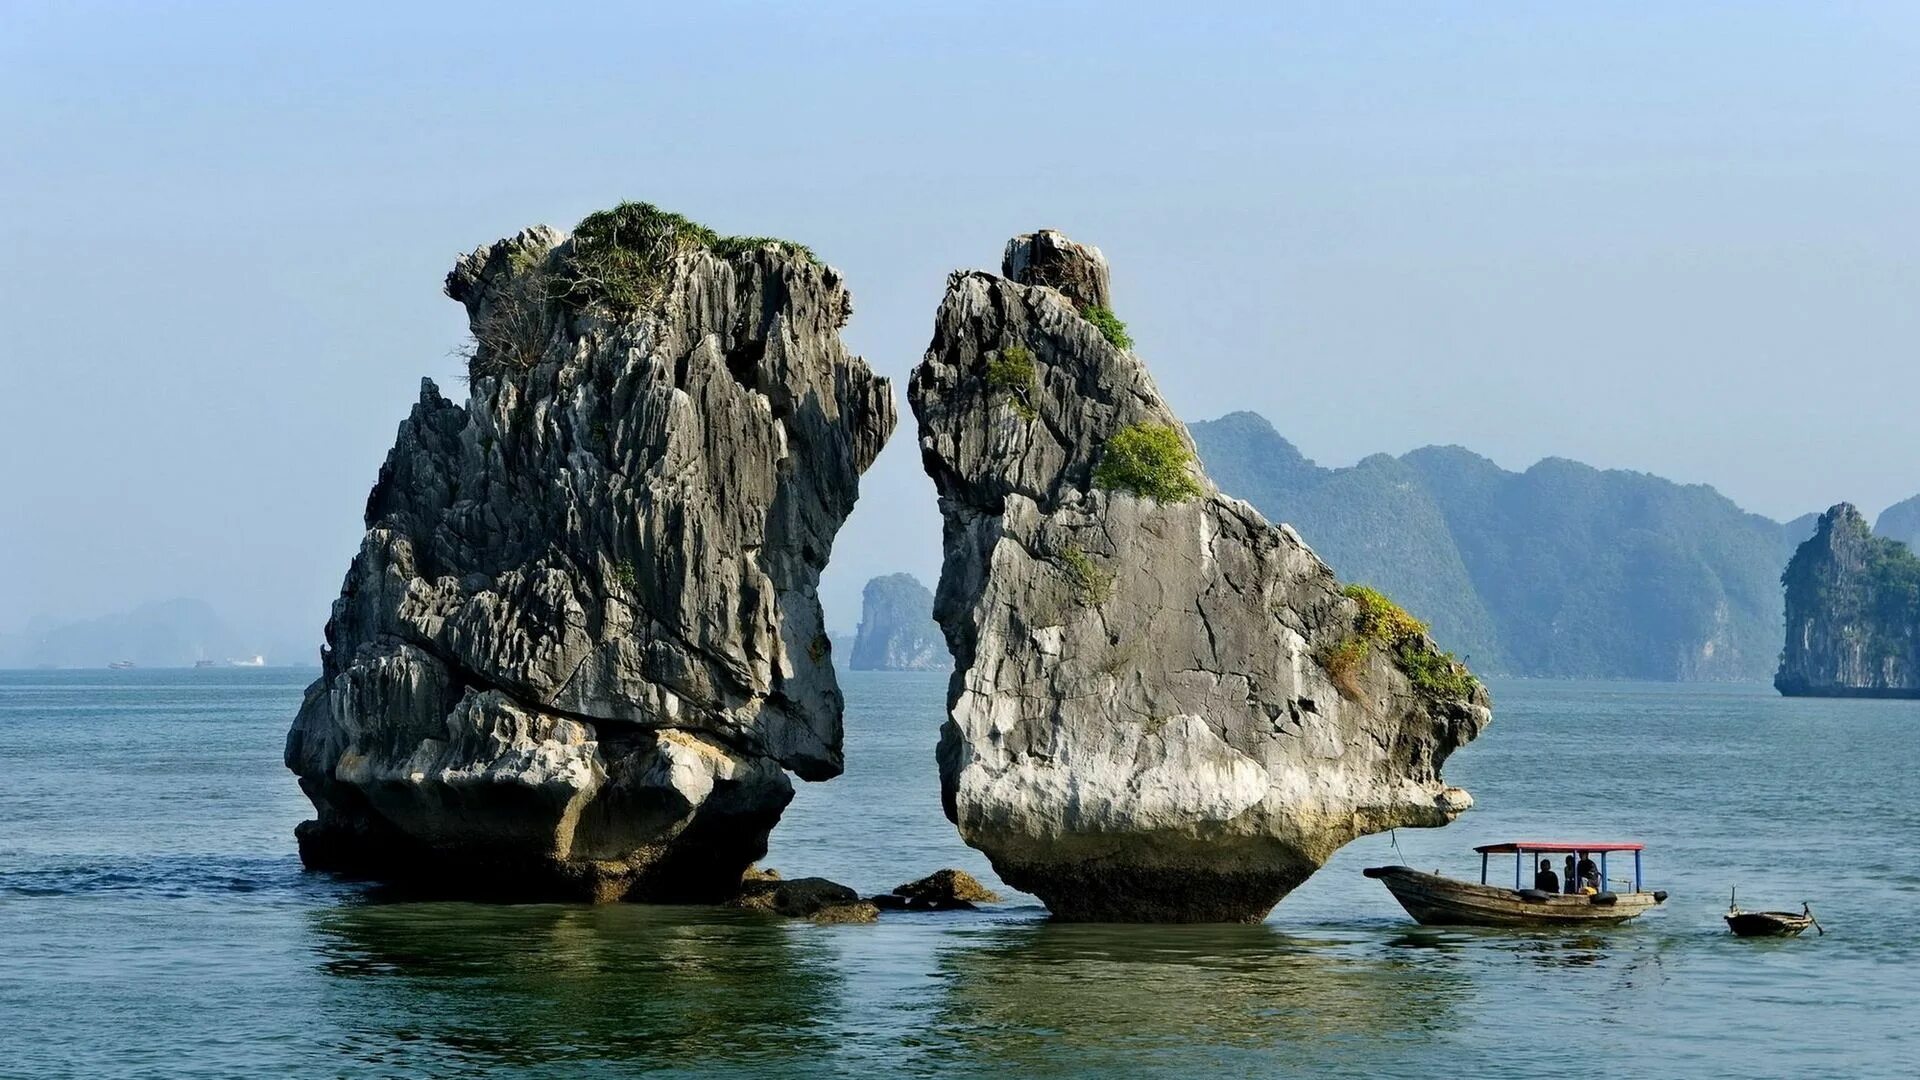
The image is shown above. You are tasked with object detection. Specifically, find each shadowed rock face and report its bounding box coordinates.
[1777,502,1920,699]
[286,211,895,901]
[908,231,1489,922]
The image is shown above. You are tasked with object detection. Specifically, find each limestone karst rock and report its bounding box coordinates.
[849,573,944,671]
[1776,503,1920,698]
[908,229,1490,922]
[285,203,895,901]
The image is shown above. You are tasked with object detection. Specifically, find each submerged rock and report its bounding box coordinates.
[285,203,895,901]
[1776,503,1920,698]
[849,573,944,671]
[907,231,1490,922]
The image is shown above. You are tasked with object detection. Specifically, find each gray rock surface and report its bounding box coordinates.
[285,206,895,901]
[908,232,1490,922]
[848,573,943,671]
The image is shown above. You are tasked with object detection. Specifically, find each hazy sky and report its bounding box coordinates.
[4,2,1916,647]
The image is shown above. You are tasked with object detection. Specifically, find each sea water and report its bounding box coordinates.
[1,669,1914,1078]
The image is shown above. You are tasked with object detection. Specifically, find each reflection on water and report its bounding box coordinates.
[919,921,1471,1075]
[310,903,844,1075]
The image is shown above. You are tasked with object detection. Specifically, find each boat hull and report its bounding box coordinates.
[1364,866,1664,927]
[1725,911,1812,937]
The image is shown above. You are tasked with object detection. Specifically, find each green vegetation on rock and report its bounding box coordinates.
[985,345,1038,420]
[1081,305,1132,350]
[1344,584,1427,645]
[1094,423,1202,504]
[552,201,817,313]
[711,234,818,262]
[1320,583,1477,702]
[1057,545,1113,606]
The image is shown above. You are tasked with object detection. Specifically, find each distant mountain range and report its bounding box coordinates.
[1191,411,1914,682]
[1877,494,1920,552]
[0,599,315,669]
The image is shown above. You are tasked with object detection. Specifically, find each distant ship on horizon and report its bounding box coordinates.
[230,655,266,667]
[108,660,134,670]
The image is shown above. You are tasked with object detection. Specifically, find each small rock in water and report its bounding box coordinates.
[879,868,1000,911]
[732,875,861,918]
[809,901,881,924]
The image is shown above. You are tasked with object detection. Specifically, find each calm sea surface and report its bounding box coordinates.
[1,668,1915,1078]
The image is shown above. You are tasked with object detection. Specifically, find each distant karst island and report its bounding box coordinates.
[1776,503,1920,699]
[848,573,944,671]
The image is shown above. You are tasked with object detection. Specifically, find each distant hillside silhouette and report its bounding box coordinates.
[1192,412,1868,682]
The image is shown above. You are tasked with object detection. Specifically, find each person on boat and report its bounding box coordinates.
[1533,859,1559,893]
[1563,854,1577,894]
[1576,852,1601,894]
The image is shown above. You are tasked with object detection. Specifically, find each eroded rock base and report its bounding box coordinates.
[992,859,1313,924]
[293,806,783,904]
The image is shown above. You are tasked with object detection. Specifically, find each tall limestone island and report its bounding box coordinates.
[1776,503,1920,698]
[285,203,895,901]
[849,573,944,671]
[908,230,1490,922]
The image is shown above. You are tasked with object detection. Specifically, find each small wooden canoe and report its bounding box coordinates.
[1725,893,1820,938]
[1364,865,1668,927]
[1725,910,1813,937]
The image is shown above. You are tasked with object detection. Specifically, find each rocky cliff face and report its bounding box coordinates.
[285,203,895,900]
[1777,503,1920,698]
[908,230,1490,922]
[849,573,943,671]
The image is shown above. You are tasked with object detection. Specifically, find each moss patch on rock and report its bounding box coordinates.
[985,344,1039,419]
[1058,544,1114,606]
[1320,583,1477,702]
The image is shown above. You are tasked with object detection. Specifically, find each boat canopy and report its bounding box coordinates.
[1474,841,1644,854]
[1477,840,1649,891]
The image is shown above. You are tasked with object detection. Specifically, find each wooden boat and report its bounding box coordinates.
[1725,889,1821,937]
[1365,840,1668,928]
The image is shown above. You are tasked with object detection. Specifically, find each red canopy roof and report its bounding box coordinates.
[1474,840,1644,854]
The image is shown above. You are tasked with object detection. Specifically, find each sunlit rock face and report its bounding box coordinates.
[286,207,895,901]
[909,230,1489,922]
